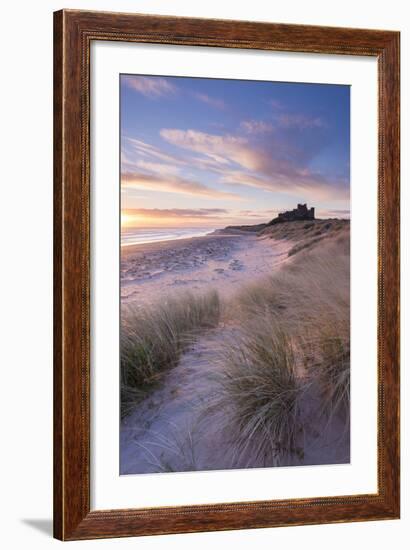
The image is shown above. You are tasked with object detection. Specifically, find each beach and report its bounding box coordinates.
[120,231,296,474]
[121,232,291,306]
[120,221,350,475]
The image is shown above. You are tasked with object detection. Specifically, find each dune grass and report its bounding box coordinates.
[308,328,350,418]
[210,229,350,464]
[121,290,220,417]
[259,218,348,245]
[121,223,350,468]
[211,317,302,466]
[237,230,349,328]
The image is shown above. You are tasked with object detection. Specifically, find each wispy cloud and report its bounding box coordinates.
[317,208,350,219]
[123,208,228,219]
[123,76,178,98]
[122,135,243,200]
[240,120,273,134]
[277,113,325,129]
[269,99,284,110]
[121,171,241,200]
[123,76,227,110]
[121,207,279,227]
[132,159,181,177]
[239,209,278,219]
[121,76,349,226]
[219,169,347,200]
[124,137,186,166]
[160,129,255,169]
[194,93,226,110]
[160,128,348,200]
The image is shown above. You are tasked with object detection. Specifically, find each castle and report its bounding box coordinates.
[269,204,315,225]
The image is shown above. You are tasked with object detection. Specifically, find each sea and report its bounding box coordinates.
[121,227,218,247]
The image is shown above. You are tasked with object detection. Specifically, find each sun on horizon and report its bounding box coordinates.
[120,75,350,233]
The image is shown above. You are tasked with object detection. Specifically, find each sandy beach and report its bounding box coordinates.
[121,325,349,475]
[120,233,295,474]
[120,221,350,475]
[121,233,291,306]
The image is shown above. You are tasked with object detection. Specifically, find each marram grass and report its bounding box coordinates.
[121,290,220,417]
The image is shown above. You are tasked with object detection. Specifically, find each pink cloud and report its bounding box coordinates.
[240,120,273,134]
[269,99,285,110]
[194,93,226,110]
[121,171,241,201]
[278,114,325,129]
[123,207,228,219]
[160,129,248,167]
[124,116,348,208]
[317,209,350,219]
[132,159,181,177]
[160,127,348,200]
[160,128,279,173]
[123,76,177,98]
[124,137,186,166]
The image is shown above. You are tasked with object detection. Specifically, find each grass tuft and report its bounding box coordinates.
[121,290,220,417]
[213,230,350,462]
[211,317,302,466]
[313,329,350,418]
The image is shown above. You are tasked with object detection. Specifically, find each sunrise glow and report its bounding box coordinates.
[121,75,350,229]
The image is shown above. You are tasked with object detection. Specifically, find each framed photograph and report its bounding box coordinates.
[54,9,400,540]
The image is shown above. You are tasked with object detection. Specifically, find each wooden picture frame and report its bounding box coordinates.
[53,9,400,540]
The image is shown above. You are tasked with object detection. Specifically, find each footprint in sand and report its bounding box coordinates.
[229,259,244,271]
[172,279,188,285]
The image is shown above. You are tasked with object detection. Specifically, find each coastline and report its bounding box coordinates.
[121,233,291,305]
[120,221,351,474]
[121,227,220,248]
[121,232,245,258]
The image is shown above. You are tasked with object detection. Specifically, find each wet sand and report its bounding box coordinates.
[121,233,291,306]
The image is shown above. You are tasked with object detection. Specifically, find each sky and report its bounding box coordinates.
[120,74,350,229]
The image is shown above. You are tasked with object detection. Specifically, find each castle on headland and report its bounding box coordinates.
[269,204,315,225]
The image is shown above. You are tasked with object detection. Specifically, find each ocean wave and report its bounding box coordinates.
[121,227,216,246]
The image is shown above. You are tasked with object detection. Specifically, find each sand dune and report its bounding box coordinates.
[120,222,350,475]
